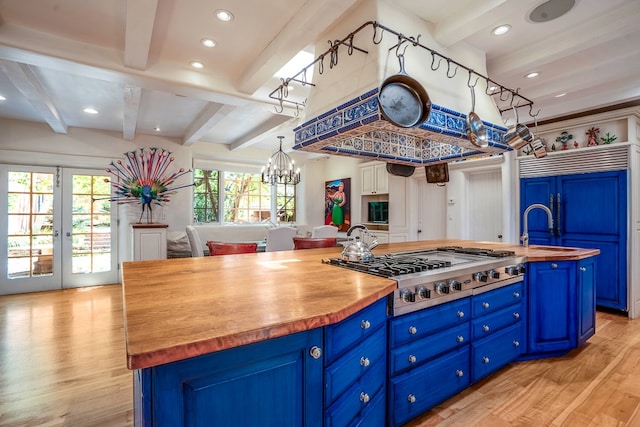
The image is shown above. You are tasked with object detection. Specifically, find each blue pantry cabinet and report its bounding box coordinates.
[520,170,627,310]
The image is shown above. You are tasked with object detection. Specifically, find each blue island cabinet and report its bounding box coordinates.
[134,329,324,427]
[526,257,596,358]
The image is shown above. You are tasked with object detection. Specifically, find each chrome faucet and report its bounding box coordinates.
[521,203,553,247]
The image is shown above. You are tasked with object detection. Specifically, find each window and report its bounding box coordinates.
[193,168,296,224]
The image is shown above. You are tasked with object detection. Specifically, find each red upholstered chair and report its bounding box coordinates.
[206,241,258,255]
[293,237,337,249]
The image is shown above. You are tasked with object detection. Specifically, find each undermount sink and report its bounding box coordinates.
[528,246,577,252]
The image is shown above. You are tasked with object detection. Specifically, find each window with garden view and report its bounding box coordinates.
[193,169,296,224]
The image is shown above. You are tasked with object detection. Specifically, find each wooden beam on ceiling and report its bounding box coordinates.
[182,103,236,146]
[0,59,68,134]
[123,85,142,140]
[124,0,158,70]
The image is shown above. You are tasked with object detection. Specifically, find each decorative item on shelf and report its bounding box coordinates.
[261,136,301,185]
[101,147,193,224]
[522,145,533,155]
[586,127,600,146]
[556,131,573,150]
[601,133,617,144]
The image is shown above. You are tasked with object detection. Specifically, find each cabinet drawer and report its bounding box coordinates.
[389,346,470,427]
[471,302,523,340]
[389,322,469,376]
[472,322,524,382]
[325,361,386,427]
[389,298,470,347]
[325,326,386,405]
[472,282,523,317]
[349,389,386,427]
[325,298,388,364]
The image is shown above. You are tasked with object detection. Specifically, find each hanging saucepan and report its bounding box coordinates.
[466,85,488,148]
[378,53,432,128]
[503,106,533,150]
[529,114,548,158]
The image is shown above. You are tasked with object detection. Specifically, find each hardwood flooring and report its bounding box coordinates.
[1,284,639,426]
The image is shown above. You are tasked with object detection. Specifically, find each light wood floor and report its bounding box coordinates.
[1,285,639,426]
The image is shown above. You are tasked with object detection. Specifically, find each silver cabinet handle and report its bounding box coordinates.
[361,320,371,329]
[309,346,322,359]
[360,357,370,367]
[456,369,464,377]
[513,312,520,319]
[482,356,490,364]
[551,263,558,269]
[360,392,370,403]
[407,394,416,403]
[513,291,521,298]
[482,302,490,309]
[408,326,417,334]
[513,340,520,347]
[456,335,464,343]
[457,311,465,318]
[482,325,490,332]
[408,355,417,363]
[580,267,587,272]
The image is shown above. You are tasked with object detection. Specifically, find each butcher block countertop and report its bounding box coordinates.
[121,239,599,370]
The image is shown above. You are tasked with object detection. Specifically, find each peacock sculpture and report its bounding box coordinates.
[103,147,193,223]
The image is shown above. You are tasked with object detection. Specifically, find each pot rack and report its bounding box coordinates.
[269,20,540,120]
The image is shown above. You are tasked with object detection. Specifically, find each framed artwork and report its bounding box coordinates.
[325,178,351,232]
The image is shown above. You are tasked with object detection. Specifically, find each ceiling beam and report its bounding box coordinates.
[122,85,142,140]
[229,116,296,151]
[124,0,158,70]
[0,59,67,134]
[236,0,361,95]
[182,103,236,146]
[432,0,510,46]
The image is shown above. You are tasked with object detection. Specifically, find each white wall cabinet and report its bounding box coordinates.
[131,224,168,261]
[361,163,388,195]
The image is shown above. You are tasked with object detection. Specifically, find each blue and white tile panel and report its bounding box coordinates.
[293,88,510,165]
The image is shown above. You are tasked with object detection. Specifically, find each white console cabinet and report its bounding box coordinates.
[131,224,168,261]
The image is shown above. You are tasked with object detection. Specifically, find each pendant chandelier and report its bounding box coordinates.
[261,136,301,185]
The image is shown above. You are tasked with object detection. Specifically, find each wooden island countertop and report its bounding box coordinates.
[121,239,599,370]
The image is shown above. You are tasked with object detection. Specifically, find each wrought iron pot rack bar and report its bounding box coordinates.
[269,20,539,118]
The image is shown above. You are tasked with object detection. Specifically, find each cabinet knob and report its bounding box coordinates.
[408,355,417,363]
[580,267,587,272]
[551,263,558,269]
[482,325,490,332]
[513,312,520,319]
[408,326,418,334]
[360,392,370,403]
[513,340,520,347]
[513,291,521,299]
[456,335,465,343]
[482,302,490,309]
[360,357,370,367]
[361,320,371,329]
[457,311,465,318]
[407,394,416,403]
[455,369,464,377]
[482,356,490,364]
[309,346,322,359]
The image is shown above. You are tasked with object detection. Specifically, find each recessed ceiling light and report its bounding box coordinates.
[201,38,216,48]
[215,9,233,22]
[0,95,6,101]
[555,92,567,97]
[525,71,540,79]
[492,25,511,36]
[190,61,204,69]
[83,107,98,114]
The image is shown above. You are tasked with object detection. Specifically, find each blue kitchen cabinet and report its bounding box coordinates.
[471,282,525,382]
[520,170,627,311]
[526,258,596,358]
[135,329,323,427]
[324,297,388,427]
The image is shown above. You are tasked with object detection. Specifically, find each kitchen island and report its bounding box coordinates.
[122,239,599,426]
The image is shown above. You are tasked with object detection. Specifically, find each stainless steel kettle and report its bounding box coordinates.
[341,225,378,262]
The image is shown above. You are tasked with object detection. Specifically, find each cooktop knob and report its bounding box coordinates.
[399,288,416,303]
[434,282,449,295]
[448,280,462,292]
[487,269,500,279]
[473,272,488,282]
[417,286,431,299]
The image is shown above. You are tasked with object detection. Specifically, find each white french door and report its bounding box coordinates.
[0,165,118,295]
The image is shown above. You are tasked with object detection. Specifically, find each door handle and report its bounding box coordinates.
[556,193,561,237]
